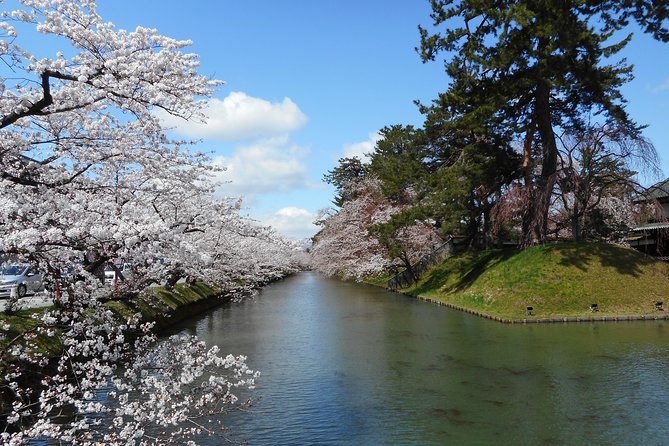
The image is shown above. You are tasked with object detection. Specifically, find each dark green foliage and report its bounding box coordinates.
[420,103,522,244]
[367,125,432,201]
[324,114,521,250]
[323,157,367,207]
[426,143,520,242]
[419,0,667,243]
[419,1,641,133]
[362,121,520,248]
[593,0,669,43]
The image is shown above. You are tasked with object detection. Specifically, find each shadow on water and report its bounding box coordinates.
[429,407,476,426]
[422,363,444,373]
[483,399,505,407]
[435,353,455,362]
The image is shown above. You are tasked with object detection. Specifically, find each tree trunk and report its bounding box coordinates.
[482,206,490,249]
[571,199,582,242]
[165,269,185,290]
[399,253,418,284]
[533,79,558,243]
[522,122,536,186]
[521,125,537,246]
[83,251,110,284]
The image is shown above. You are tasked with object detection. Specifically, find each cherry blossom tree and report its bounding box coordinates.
[310,178,395,280]
[0,1,302,443]
[553,124,659,241]
[310,177,440,281]
[371,210,441,283]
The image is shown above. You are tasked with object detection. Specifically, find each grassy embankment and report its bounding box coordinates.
[0,282,225,356]
[392,242,669,321]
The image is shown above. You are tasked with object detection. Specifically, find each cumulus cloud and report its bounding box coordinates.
[342,132,381,162]
[157,91,308,141]
[263,207,319,240]
[213,136,313,196]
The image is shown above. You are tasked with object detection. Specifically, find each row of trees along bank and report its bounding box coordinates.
[0,2,307,444]
[311,0,667,282]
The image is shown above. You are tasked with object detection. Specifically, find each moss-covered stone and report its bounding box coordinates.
[1,282,227,361]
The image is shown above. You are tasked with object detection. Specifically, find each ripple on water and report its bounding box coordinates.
[162,272,669,446]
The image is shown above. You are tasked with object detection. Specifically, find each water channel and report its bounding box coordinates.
[166,271,669,445]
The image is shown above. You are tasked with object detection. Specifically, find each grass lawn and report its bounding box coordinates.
[401,242,669,320]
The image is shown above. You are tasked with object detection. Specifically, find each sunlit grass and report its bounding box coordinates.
[403,242,669,320]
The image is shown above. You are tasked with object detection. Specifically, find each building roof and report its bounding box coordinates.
[630,222,669,231]
[645,178,669,201]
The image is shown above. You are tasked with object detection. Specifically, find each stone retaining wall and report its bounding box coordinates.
[404,292,669,324]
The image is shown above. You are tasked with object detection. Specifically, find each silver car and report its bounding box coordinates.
[0,264,44,299]
[105,263,133,285]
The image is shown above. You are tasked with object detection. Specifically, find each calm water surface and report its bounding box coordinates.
[167,271,669,445]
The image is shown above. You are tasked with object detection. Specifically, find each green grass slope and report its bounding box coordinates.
[1,282,224,356]
[404,242,669,320]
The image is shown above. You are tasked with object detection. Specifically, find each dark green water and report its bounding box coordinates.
[169,271,669,445]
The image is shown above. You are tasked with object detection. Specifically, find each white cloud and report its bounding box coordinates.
[342,132,381,162]
[652,78,669,93]
[213,136,313,196]
[263,207,319,240]
[157,91,308,141]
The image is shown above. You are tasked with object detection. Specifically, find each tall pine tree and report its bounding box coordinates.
[419,0,667,244]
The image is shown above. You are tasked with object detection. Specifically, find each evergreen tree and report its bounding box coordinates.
[367,125,431,202]
[419,0,667,244]
[323,157,367,207]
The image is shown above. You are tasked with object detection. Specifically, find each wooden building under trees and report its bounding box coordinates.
[629,178,669,258]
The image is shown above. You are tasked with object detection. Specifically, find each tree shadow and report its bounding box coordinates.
[555,242,650,277]
[413,242,655,296]
[412,264,453,295]
[413,248,517,295]
[450,249,516,292]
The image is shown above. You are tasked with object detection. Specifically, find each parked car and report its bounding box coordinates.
[104,263,133,285]
[0,264,44,299]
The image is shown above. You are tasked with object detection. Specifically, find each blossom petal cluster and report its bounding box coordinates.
[310,178,439,280]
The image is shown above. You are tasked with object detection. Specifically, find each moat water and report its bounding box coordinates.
[167,271,669,445]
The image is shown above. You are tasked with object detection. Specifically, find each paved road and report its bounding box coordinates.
[0,292,53,312]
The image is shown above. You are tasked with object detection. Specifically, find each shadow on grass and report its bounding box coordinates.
[412,249,517,295]
[451,250,517,292]
[411,242,658,297]
[555,242,651,277]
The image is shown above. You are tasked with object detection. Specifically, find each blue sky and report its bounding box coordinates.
[93,1,669,239]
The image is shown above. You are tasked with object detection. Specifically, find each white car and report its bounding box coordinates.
[104,263,133,285]
[0,264,44,299]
